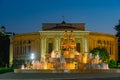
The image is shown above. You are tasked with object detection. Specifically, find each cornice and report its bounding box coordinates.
[90,32,116,38]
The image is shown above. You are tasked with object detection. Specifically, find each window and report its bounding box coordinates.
[110,46,111,55]
[28,40,31,44]
[28,45,31,54]
[48,43,53,53]
[98,40,101,44]
[76,43,80,52]
[103,40,106,45]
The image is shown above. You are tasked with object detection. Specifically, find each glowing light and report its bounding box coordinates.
[31,53,35,60]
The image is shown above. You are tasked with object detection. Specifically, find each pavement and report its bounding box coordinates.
[0,72,120,80]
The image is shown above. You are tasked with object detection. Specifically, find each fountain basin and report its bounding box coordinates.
[14,69,120,73]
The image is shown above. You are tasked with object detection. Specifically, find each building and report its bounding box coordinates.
[0,26,14,67]
[10,21,118,66]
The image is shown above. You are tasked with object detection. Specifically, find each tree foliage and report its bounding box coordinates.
[114,20,120,36]
[114,20,120,61]
[90,47,110,63]
[108,59,117,68]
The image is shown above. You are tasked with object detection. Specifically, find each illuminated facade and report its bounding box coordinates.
[9,21,118,66]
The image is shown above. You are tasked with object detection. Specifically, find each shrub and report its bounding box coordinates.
[0,68,14,74]
[90,47,110,63]
[108,59,117,68]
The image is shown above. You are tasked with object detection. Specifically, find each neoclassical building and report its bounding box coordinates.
[9,21,118,65]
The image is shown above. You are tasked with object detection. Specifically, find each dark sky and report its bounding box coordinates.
[0,0,120,34]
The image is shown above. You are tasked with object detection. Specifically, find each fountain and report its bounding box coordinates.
[16,30,111,73]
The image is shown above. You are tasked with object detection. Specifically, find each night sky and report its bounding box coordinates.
[0,0,120,34]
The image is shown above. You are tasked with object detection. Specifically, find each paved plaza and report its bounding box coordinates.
[0,72,120,80]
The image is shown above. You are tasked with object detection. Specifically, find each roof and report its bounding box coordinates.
[42,21,85,31]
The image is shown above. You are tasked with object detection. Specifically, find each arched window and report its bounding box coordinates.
[103,40,106,45]
[28,40,31,44]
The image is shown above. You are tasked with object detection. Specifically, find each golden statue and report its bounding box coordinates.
[64,30,68,40]
[69,30,74,40]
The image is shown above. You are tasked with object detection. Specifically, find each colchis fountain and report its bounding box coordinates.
[17,31,109,73]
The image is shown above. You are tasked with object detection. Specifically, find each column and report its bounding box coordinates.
[34,39,40,60]
[55,37,60,51]
[94,40,97,48]
[82,37,85,52]
[115,38,118,60]
[9,37,13,67]
[89,37,92,50]
[84,37,88,52]
[58,38,61,52]
[55,38,58,51]
[41,37,46,56]
[83,36,88,53]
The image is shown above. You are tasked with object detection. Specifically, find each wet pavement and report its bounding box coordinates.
[0,72,120,80]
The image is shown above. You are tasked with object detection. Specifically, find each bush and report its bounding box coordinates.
[0,68,14,74]
[109,66,120,69]
[90,47,110,63]
[108,59,117,68]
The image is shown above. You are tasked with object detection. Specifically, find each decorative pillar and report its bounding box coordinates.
[115,38,118,60]
[55,37,61,51]
[82,37,85,52]
[58,38,60,51]
[83,36,88,53]
[84,37,88,52]
[34,39,40,60]
[94,40,97,48]
[44,38,46,54]
[89,37,93,50]
[41,38,43,56]
[55,38,58,51]
[41,36,46,56]
[9,37,13,67]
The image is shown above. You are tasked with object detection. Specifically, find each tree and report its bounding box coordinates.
[114,20,120,36]
[108,59,117,68]
[90,47,100,55]
[114,20,120,61]
[0,35,10,67]
[90,47,110,63]
[0,27,10,67]
[99,47,110,62]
